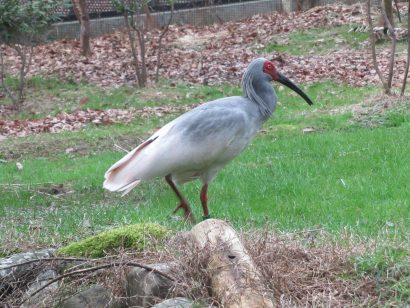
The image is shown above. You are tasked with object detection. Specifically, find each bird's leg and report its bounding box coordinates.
[200,184,211,220]
[165,175,195,223]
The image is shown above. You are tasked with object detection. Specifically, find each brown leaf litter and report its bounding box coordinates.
[1,3,397,88]
[0,105,193,137]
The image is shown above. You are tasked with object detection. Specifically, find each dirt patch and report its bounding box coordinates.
[0,131,140,160]
[352,94,410,127]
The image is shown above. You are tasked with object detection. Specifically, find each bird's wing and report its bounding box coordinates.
[103,99,255,194]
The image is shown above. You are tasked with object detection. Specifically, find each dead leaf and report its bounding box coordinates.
[303,127,317,133]
[16,162,23,171]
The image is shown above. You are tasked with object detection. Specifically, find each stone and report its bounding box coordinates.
[0,249,55,280]
[22,269,59,308]
[61,285,124,308]
[126,263,176,307]
[152,297,194,308]
[0,248,56,299]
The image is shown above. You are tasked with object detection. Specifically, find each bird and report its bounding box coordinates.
[103,57,313,222]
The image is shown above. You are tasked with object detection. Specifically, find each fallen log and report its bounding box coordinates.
[190,219,274,308]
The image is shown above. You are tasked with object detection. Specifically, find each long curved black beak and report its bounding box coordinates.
[277,73,313,105]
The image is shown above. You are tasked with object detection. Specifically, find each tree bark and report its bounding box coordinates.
[383,0,394,28]
[155,4,174,83]
[72,0,92,57]
[400,1,410,95]
[367,0,389,93]
[190,219,274,308]
[381,0,397,93]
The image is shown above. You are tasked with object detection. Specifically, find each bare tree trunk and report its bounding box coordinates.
[367,0,389,93]
[0,47,16,104]
[118,0,163,87]
[72,0,92,57]
[381,0,397,93]
[155,4,174,83]
[16,45,27,104]
[393,0,401,23]
[401,1,410,95]
[0,42,34,106]
[124,12,143,87]
[383,0,394,28]
[130,12,148,88]
[136,29,147,87]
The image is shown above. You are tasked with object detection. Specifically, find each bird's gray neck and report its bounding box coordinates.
[242,75,277,121]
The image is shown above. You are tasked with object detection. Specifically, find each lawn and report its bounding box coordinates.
[1,16,409,305]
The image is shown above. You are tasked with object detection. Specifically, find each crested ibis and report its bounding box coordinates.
[103,57,313,222]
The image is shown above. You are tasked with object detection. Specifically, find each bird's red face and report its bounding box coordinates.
[263,60,279,81]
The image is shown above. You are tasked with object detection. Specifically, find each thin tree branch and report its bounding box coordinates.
[400,1,410,95]
[22,261,176,303]
[124,10,142,86]
[367,0,389,92]
[393,0,401,23]
[0,257,93,270]
[0,46,16,104]
[381,0,397,92]
[137,29,147,87]
[14,44,27,104]
[155,2,174,83]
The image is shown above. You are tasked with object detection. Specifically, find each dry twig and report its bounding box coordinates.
[155,3,174,83]
[21,260,176,304]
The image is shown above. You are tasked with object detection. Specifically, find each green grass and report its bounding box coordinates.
[263,25,369,56]
[1,81,408,241]
[354,245,410,302]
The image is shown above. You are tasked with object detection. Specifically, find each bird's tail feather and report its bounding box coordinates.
[103,137,156,193]
[120,179,141,196]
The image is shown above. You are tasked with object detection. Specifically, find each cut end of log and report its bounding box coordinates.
[190,219,274,308]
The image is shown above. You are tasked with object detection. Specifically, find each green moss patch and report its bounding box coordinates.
[57,223,169,257]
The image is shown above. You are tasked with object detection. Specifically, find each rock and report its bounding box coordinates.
[0,249,55,302]
[0,249,55,280]
[126,263,175,307]
[22,269,59,307]
[152,297,194,308]
[61,285,124,308]
[0,248,55,278]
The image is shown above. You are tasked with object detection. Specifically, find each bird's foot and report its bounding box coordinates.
[202,214,211,220]
[184,212,196,224]
[172,201,196,224]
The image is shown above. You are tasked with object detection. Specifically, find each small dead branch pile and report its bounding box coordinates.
[243,230,378,306]
[168,230,383,307]
[1,230,390,307]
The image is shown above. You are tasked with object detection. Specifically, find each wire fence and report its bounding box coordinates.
[62,0,261,21]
